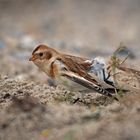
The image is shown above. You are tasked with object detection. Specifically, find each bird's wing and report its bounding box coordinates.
[52,58,118,100]
[58,55,115,89]
[59,54,92,71]
[61,70,118,101]
[88,73,115,89]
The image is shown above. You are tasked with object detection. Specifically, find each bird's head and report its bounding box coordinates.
[29,44,59,71]
[30,44,58,61]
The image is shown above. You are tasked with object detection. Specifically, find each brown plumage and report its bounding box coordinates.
[29,44,118,100]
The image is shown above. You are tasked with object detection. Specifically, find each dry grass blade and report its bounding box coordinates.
[107,44,133,95]
[107,44,140,94]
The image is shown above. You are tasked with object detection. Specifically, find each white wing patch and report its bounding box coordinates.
[88,57,114,86]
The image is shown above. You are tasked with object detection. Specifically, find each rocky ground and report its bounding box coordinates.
[0,1,140,140]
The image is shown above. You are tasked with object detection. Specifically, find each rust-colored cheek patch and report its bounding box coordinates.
[46,52,52,60]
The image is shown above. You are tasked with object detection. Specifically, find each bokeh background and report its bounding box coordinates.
[0,0,140,81]
[0,1,140,140]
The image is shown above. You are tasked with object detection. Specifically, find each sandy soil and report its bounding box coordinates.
[0,75,140,140]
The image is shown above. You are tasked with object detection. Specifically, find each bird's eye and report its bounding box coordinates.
[39,52,43,57]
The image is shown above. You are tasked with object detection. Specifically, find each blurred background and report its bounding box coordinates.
[0,0,140,82]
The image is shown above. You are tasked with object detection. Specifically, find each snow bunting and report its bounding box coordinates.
[29,44,118,100]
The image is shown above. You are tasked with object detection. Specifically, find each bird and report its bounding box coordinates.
[29,44,118,101]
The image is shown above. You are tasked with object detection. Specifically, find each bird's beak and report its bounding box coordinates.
[29,55,37,61]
